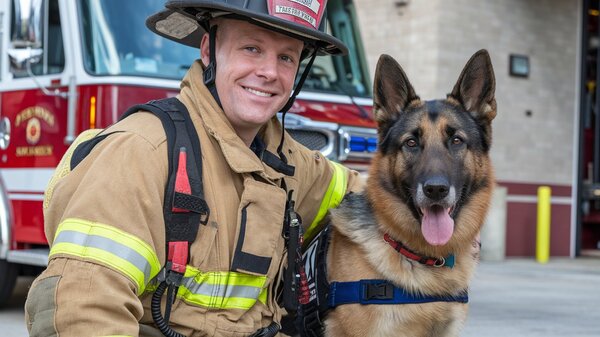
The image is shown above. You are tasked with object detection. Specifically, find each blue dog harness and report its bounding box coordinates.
[328,279,468,307]
[295,227,469,337]
[327,233,468,307]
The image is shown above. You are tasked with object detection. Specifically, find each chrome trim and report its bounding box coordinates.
[338,128,350,162]
[0,175,12,259]
[0,117,10,150]
[7,248,49,266]
[281,114,339,159]
[296,91,373,106]
[64,75,78,144]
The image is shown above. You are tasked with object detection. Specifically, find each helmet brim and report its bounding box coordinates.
[146,2,348,56]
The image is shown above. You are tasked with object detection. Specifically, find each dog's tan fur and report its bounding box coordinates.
[325,50,496,337]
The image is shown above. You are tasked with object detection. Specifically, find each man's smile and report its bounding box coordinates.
[243,86,274,97]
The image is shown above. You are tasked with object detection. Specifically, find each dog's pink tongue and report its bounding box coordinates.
[421,207,454,246]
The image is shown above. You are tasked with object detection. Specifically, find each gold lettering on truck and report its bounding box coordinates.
[15,145,53,157]
[15,107,56,127]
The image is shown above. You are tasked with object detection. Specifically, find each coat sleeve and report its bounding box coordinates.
[26,123,169,337]
[293,149,364,243]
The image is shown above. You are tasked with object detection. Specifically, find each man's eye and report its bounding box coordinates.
[280,55,294,63]
[245,46,259,53]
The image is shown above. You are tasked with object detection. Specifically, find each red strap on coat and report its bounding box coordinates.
[173,147,191,213]
[168,241,188,274]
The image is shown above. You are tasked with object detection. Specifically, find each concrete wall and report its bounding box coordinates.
[354,0,580,186]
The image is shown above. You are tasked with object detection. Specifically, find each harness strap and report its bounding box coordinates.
[121,98,208,337]
[121,98,209,239]
[328,280,468,307]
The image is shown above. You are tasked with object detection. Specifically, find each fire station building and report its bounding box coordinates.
[353,0,598,258]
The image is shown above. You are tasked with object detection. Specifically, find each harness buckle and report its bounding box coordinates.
[362,281,393,301]
[168,241,188,275]
[433,256,446,268]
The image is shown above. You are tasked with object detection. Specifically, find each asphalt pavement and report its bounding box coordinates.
[1,258,599,336]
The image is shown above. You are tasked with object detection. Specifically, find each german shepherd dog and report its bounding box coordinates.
[325,50,496,337]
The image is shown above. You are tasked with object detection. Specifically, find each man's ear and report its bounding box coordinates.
[200,33,210,67]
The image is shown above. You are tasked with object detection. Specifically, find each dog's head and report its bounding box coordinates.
[369,50,496,250]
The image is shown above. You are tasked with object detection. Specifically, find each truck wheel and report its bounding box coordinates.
[0,259,18,307]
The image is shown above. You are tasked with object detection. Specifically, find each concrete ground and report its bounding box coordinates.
[462,258,600,337]
[1,258,599,336]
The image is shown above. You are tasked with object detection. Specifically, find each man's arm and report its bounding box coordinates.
[26,120,168,337]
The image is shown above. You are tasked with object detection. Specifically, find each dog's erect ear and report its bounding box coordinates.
[373,54,419,126]
[449,50,497,123]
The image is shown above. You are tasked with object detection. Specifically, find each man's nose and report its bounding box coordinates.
[255,54,279,79]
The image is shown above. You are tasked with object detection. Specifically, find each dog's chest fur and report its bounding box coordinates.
[325,193,477,337]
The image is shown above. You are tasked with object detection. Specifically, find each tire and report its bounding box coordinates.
[0,259,18,307]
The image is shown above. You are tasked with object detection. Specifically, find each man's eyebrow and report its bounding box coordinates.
[282,45,303,56]
[239,35,302,55]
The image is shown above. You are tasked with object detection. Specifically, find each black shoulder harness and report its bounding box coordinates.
[70,97,207,337]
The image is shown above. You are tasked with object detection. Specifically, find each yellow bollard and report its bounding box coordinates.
[536,186,551,264]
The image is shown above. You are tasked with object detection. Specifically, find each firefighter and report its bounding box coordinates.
[25,0,360,336]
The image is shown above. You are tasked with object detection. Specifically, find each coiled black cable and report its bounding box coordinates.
[152,279,279,337]
[151,281,185,337]
[249,322,280,337]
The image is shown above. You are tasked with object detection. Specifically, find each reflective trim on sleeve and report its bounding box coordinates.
[304,161,348,242]
[49,218,160,295]
[177,266,268,310]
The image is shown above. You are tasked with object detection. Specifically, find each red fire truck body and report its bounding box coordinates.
[0,0,375,303]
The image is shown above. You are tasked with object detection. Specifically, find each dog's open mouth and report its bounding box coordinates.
[420,205,455,246]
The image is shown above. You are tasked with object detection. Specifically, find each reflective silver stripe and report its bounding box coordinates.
[53,230,152,284]
[182,276,262,299]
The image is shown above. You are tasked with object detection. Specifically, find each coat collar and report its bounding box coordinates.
[178,61,291,181]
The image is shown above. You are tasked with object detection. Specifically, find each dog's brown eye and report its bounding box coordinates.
[405,139,418,147]
[452,136,463,145]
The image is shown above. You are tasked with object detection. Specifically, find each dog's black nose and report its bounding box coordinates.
[423,177,450,201]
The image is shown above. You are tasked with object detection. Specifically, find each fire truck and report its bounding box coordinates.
[0,0,375,305]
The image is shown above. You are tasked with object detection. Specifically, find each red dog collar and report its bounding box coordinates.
[383,233,454,268]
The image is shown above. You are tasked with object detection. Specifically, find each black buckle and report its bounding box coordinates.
[173,192,210,224]
[203,63,216,86]
[303,309,326,337]
[363,282,393,301]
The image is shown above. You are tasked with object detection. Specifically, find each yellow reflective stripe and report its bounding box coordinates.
[44,129,102,210]
[51,242,148,292]
[50,218,160,295]
[177,266,268,310]
[305,161,348,241]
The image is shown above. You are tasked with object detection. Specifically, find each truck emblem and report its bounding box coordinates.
[26,118,41,145]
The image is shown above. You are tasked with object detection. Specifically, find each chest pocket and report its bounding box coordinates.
[231,178,287,276]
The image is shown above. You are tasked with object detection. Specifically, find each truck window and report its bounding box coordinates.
[78,0,198,80]
[300,0,371,97]
[10,0,65,78]
[77,0,370,98]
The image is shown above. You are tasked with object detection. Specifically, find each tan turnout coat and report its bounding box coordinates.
[25,61,360,337]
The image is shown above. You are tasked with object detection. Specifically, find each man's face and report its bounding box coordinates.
[201,19,304,144]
